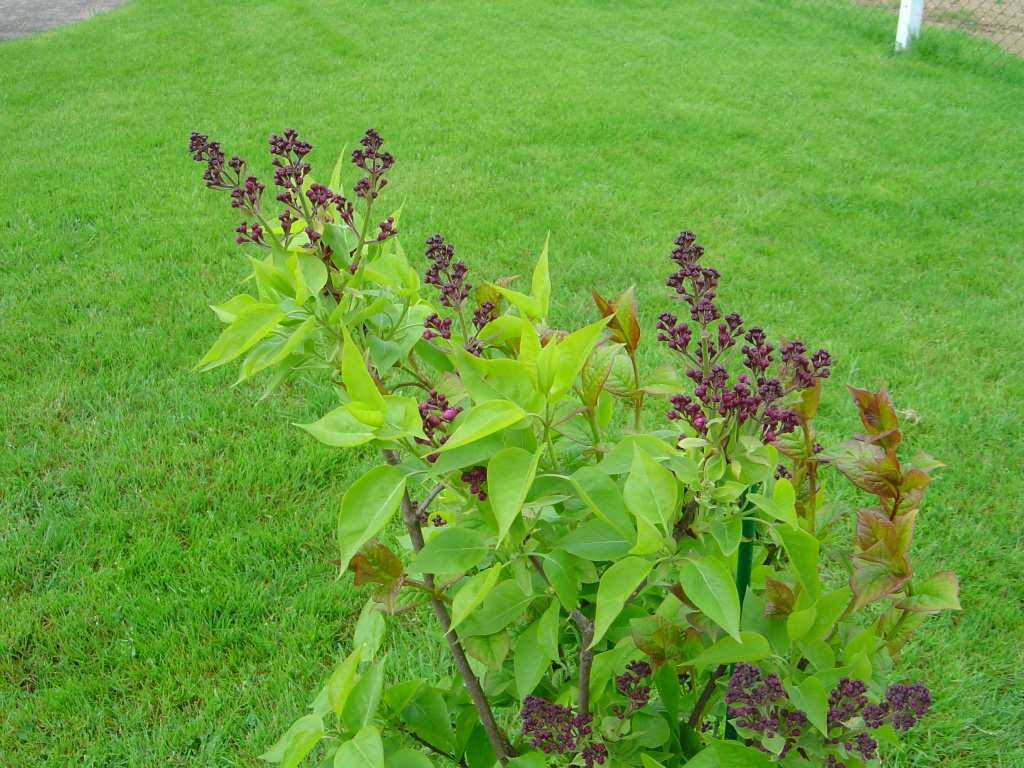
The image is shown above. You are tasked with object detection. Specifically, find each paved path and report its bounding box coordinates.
[0,0,130,42]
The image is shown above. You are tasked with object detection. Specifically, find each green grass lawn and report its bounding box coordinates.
[2,0,1023,765]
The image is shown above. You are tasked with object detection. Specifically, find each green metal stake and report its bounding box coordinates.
[724,508,757,741]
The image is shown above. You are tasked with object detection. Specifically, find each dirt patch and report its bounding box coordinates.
[0,0,131,42]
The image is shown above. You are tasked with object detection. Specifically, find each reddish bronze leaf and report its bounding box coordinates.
[847,385,901,450]
[763,576,796,619]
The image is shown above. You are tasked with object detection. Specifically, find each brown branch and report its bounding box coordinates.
[383,450,514,764]
[529,554,595,718]
[688,664,727,729]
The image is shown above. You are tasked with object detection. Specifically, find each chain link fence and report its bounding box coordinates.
[774,0,1024,75]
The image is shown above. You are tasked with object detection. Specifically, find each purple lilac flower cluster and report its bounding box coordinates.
[725,663,808,756]
[657,231,831,442]
[520,696,607,766]
[611,660,652,719]
[350,128,394,200]
[190,132,269,247]
[423,234,471,309]
[820,679,932,766]
[729,669,932,767]
[411,499,447,528]
[415,390,462,461]
[460,465,488,502]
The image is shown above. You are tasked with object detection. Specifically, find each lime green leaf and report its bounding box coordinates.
[338,466,406,571]
[679,558,742,642]
[333,726,383,768]
[514,621,552,697]
[401,686,456,751]
[342,658,386,732]
[623,447,678,532]
[571,467,636,543]
[464,631,510,668]
[783,676,829,735]
[592,556,653,648]
[537,600,560,658]
[451,564,503,630]
[438,401,527,453]
[532,234,551,320]
[341,324,386,411]
[897,570,961,613]
[555,519,632,561]
[211,294,256,323]
[489,447,542,543]
[259,714,324,767]
[327,647,362,716]
[386,748,436,768]
[196,303,285,371]
[776,525,821,599]
[409,527,488,575]
[542,550,578,610]
[547,317,612,402]
[490,285,542,319]
[688,632,771,668]
[462,580,533,636]
[642,756,668,768]
[747,480,798,527]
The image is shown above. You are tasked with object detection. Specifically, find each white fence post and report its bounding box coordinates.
[895,0,925,50]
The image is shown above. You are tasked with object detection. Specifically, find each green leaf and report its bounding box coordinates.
[409,527,488,575]
[386,749,436,768]
[196,303,285,371]
[537,600,560,658]
[897,570,961,613]
[542,550,578,609]
[547,317,613,402]
[489,447,542,543]
[532,234,551,320]
[297,406,377,448]
[678,558,742,642]
[592,556,653,647]
[211,294,256,323]
[514,621,552,697]
[341,324,386,411]
[451,564,503,630]
[783,676,829,735]
[464,630,510,669]
[623,447,678,532]
[327,648,362,716]
[287,252,328,303]
[401,686,456,751]
[338,466,406,580]
[382,679,424,717]
[555,519,632,561]
[333,726,383,768]
[342,657,385,732]
[259,714,323,767]
[640,364,682,395]
[581,344,622,407]
[641,756,667,768]
[490,284,542,320]
[709,518,742,557]
[597,434,672,474]
[775,525,821,599]
[461,579,533,636]
[507,755,547,768]
[747,484,798,528]
[571,466,636,543]
[353,601,386,659]
[438,400,527,453]
[687,632,771,668]
[682,739,774,768]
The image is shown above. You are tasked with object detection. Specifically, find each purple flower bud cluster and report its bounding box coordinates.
[191,133,273,249]
[269,128,314,235]
[411,500,447,528]
[376,215,399,242]
[817,678,931,764]
[423,234,471,309]
[725,664,809,756]
[655,230,833,445]
[350,128,394,200]
[780,339,832,389]
[423,313,453,341]
[520,696,607,766]
[611,660,652,719]
[460,465,488,502]
[774,464,793,480]
[234,220,265,246]
[473,300,497,332]
[416,390,462,456]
